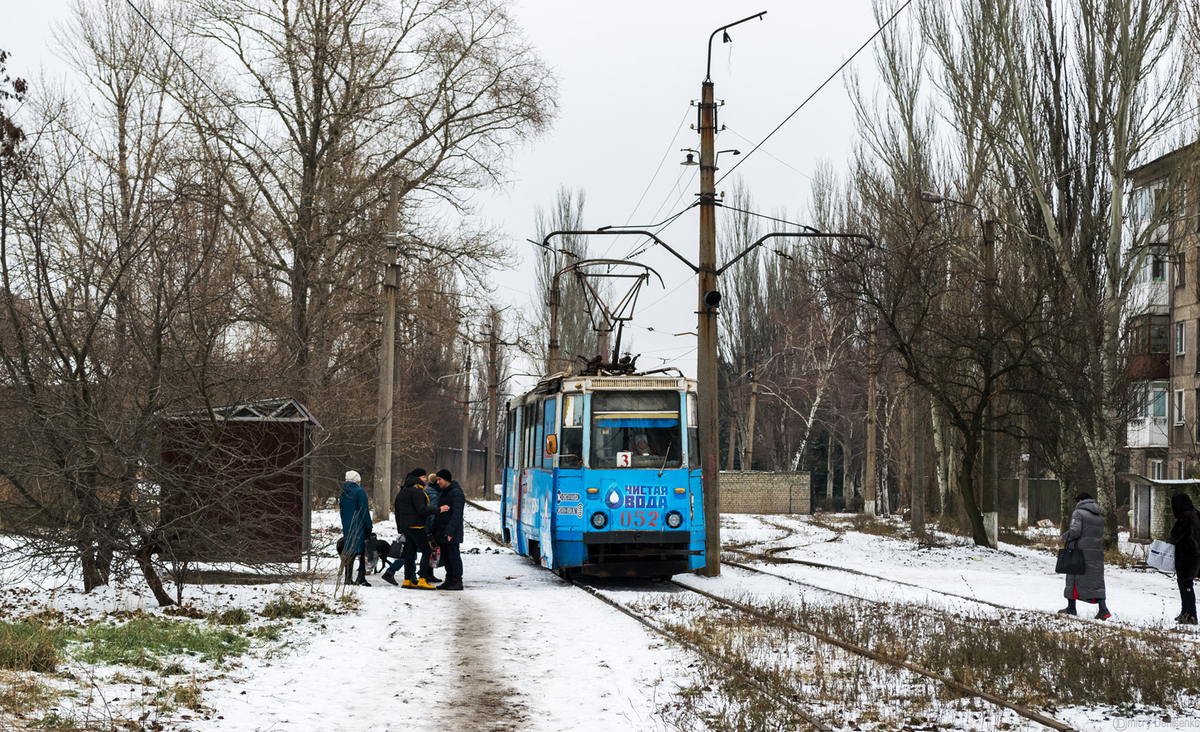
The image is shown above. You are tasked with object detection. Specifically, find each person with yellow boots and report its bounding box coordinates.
[382,468,439,589]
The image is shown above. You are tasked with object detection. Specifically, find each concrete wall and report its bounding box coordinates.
[719,471,811,514]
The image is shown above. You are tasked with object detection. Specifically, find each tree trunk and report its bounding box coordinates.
[959,437,989,547]
[135,544,175,607]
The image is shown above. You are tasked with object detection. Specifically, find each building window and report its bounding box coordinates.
[1175,389,1186,425]
[1176,320,1186,355]
[1148,382,1168,418]
[1151,320,1169,353]
[1151,459,1164,480]
[1175,250,1186,288]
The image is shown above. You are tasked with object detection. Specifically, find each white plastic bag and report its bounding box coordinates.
[1147,539,1176,573]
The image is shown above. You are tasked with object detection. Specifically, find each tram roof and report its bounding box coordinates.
[512,373,697,406]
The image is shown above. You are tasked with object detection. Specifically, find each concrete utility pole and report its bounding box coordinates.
[461,341,472,493]
[912,388,926,534]
[372,176,401,521]
[865,323,878,516]
[547,273,561,375]
[981,218,998,548]
[727,407,737,470]
[695,12,766,576]
[741,363,759,472]
[486,308,500,498]
[697,63,722,577]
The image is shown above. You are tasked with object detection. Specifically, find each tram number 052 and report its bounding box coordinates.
[619,510,659,528]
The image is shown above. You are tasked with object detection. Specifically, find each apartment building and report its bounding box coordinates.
[1126,146,1200,541]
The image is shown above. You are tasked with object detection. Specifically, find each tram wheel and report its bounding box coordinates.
[555,566,576,581]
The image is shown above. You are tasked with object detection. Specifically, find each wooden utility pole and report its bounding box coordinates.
[461,341,472,492]
[486,309,500,498]
[371,176,401,521]
[864,324,878,516]
[741,363,759,471]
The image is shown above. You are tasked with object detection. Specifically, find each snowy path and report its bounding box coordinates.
[192,513,692,732]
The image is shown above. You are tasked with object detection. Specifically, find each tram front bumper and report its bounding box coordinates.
[579,530,701,577]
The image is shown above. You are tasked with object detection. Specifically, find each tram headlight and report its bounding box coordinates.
[590,511,609,529]
[665,510,684,529]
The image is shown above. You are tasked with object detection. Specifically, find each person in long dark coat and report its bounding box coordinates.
[1059,492,1110,619]
[1167,492,1200,624]
[339,470,373,587]
[431,469,465,591]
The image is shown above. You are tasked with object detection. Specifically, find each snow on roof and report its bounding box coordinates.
[1118,472,1200,487]
[164,397,322,428]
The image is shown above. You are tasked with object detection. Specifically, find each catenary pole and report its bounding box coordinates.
[727,407,737,470]
[486,308,500,498]
[865,323,878,516]
[698,74,721,576]
[461,342,472,493]
[981,218,998,547]
[742,362,759,471]
[372,176,401,521]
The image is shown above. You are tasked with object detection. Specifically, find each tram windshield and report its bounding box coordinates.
[590,391,682,469]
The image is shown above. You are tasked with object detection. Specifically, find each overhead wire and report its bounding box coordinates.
[122,0,277,157]
[716,0,914,186]
[599,104,694,259]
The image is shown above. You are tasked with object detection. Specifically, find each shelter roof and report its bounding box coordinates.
[1118,472,1200,487]
[164,398,322,429]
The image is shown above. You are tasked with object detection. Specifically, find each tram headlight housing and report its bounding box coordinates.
[665,510,684,529]
[590,511,609,530]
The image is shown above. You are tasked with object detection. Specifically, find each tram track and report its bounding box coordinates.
[724,516,1200,649]
[463,503,1075,731]
[461,504,832,729]
[666,576,1075,732]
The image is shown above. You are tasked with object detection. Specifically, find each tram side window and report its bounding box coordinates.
[687,393,699,469]
[537,398,547,468]
[523,403,537,469]
[591,391,683,469]
[506,410,516,470]
[542,398,556,470]
[560,394,584,468]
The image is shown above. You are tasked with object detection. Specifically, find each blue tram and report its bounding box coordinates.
[500,373,706,577]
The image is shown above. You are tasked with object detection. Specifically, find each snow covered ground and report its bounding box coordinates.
[1,506,1197,731]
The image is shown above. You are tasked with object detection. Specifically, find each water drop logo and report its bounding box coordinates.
[604,488,623,509]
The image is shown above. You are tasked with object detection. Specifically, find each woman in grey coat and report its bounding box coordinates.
[1059,492,1111,619]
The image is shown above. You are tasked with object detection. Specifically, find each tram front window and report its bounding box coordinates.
[591,391,682,468]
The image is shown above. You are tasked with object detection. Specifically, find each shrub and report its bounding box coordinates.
[0,622,63,673]
[261,593,328,620]
[208,608,251,626]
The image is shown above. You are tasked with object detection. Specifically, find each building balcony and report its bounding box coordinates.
[1127,417,1168,449]
[1128,280,1169,316]
[1126,353,1170,380]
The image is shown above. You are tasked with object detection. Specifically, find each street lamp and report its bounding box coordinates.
[921,190,1000,548]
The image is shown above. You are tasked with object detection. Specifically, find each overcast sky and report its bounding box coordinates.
[5,0,889,393]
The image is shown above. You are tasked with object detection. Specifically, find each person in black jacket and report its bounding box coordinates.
[1168,492,1200,624]
[382,469,439,589]
[431,469,465,591]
